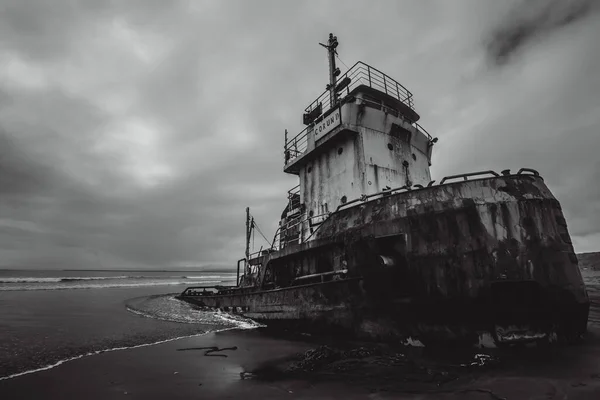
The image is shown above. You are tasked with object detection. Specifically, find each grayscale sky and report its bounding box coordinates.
[1,0,599,270]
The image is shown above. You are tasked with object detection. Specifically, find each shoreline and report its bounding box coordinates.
[0,329,229,382]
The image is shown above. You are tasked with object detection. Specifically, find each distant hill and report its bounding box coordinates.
[578,252,600,270]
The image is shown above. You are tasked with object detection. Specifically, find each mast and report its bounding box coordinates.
[319,33,340,108]
[245,207,250,261]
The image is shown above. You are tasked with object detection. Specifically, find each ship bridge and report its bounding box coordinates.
[278,34,437,248]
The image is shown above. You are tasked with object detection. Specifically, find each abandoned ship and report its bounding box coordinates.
[179,34,589,347]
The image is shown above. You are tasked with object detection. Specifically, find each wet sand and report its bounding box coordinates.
[2,324,600,399]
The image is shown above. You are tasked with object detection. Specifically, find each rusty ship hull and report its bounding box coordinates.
[179,34,588,347]
[180,172,589,346]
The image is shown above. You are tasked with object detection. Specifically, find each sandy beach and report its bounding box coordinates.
[1,270,598,399]
[2,323,600,399]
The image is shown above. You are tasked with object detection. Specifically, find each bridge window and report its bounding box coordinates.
[390,123,412,143]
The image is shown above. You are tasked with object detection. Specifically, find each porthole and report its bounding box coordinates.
[412,153,416,161]
[338,147,343,155]
[309,210,314,217]
[387,143,393,150]
[307,166,312,173]
[341,195,347,204]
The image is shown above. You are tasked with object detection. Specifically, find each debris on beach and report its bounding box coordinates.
[276,344,501,390]
[176,346,238,357]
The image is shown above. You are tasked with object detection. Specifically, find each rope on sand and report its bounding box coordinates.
[176,346,238,357]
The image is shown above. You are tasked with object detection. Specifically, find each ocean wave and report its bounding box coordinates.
[0,280,223,291]
[0,274,236,284]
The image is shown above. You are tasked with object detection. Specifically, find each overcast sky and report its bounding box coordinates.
[0,0,599,270]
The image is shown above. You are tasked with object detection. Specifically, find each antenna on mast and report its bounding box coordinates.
[319,33,340,107]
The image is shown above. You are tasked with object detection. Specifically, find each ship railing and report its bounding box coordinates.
[284,126,310,164]
[287,184,300,202]
[414,122,433,141]
[286,185,301,217]
[248,247,274,261]
[358,97,433,141]
[333,169,540,213]
[271,226,281,251]
[181,285,238,297]
[268,209,331,250]
[285,61,416,165]
[292,269,348,285]
[304,61,414,118]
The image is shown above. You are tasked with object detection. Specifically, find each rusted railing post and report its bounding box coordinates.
[383,74,387,94]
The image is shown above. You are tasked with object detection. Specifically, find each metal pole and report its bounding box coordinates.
[319,33,339,108]
[327,34,338,107]
[237,258,243,286]
[284,129,288,163]
[245,207,250,262]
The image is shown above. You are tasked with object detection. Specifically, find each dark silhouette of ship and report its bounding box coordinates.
[179,34,589,347]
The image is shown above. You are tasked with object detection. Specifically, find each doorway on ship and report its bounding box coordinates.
[373,233,412,298]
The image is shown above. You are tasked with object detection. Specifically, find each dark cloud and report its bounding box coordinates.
[0,0,598,269]
[486,0,600,65]
[0,127,51,195]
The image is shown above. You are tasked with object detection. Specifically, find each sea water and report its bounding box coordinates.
[0,269,259,380]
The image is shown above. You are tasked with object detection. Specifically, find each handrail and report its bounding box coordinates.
[439,171,500,185]
[293,269,348,283]
[181,285,237,296]
[516,168,540,177]
[236,258,245,286]
[414,122,433,141]
[287,185,300,199]
[284,125,310,164]
[285,61,418,165]
[304,61,414,117]
[358,97,432,141]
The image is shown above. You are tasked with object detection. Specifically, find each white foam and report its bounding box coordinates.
[125,294,263,329]
[212,309,266,330]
